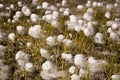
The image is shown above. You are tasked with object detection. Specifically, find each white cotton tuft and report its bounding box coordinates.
[30,14,39,23]
[18,1,22,7]
[114,3,118,7]
[107,28,112,33]
[43,14,52,22]
[62,0,67,6]
[97,2,103,7]
[74,26,81,32]
[13,15,19,22]
[42,2,49,9]
[25,62,34,72]
[86,1,92,8]
[83,13,93,21]
[17,59,26,67]
[40,48,51,59]
[69,66,76,74]
[107,21,114,26]
[36,5,41,9]
[105,11,111,19]
[8,33,15,42]
[0,4,4,8]
[77,5,84,11]
[51,20,59,28]
[15,51,25,60]
[42,61,52,71]
[67,21,77,30]
[61,53,73,63]
[52,11,59,20]
[63,39,72,48]
[40,69,66,80]
[63,8,69,16]
[111,75,120,80]
[26,42,32,48]
[106,4,113,11]
[15,11,22,18]
[88,57,97,65]
[84,26,94,36]
[57,34,65,42]
[92,1,98,7]
[45,10,52,15]
[28,25,43,38]
[110,32,119,41]
[94,32,104,44]
[46,36,57,46]
[112,23,119,29]
[16,25,26,34]
[59,8,65,12]
[79,68,86,78]
[71,74,80,80]
[32,0,38,5]
[88,56,108,75]
[10,4,14,9]
[49,5,57,11]
[70,15,77,23]
[22,6,31,16]
[74,54,87,68]
[15,51,30,62]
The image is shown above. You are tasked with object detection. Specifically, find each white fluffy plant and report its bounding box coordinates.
[83,8,94,21]
[62,39,73,48]
[111,74,120,80]
[30,14,40,23]
[86,0,92,8]
[50,20,59,28]
[52,11,59,20]
[46,36,57,46]
[105,11,111,19]
[69,66,76,74]
[42,2,49,9]
[107,28,119,41]
[28,25,44,39]
[77,5,84,11]
[16,25,26,35]
[25,62,34,72]
[94,32,104,44]
[88,57,108,75]
[32,0,38,5]
[15,51,35,72]
[15,51,30,63]
[62,0,67,6]
[21,6,31,16]
[63,8,70,16]
[57,34,65,42]
[79,68,87,78]
[15,11,22,18]
[40,48,51,59]
[71,74,80,80]
[17,1,22,7]
[61,53,73,63]
[8,33,15,42]
[84,24,94,36]
[74,54,87,68]
[40,60,66,80]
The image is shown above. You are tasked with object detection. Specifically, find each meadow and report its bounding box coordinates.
[0,0,120,80]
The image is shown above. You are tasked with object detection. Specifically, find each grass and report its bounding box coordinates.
[0,0,120,80]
